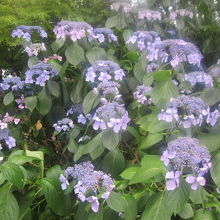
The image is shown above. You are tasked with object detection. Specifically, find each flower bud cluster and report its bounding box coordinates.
[161,137,211,190]
[24,43,46,57]
[59,161,115,212]
[133,85,152,104]
[184,71,213,88]
[25,62,58,86]
[11,25,47,42]
[89,28,117,43]
[138,10,162,21]
[53,21,93,41]
[170,9,193,20]
[43,54,62,63]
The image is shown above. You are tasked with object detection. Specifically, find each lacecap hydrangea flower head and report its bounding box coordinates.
[0,77,24,91]
[59,161,115,212]
[11,25,47,42]
[161,137,211,191]
[85,60,125,84]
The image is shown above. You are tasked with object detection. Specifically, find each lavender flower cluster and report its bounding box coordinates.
[0,77,24,91]
[53,21,93,41]
[138,10,162,21]
[59,161,115,212]
[11,25,47,41]
[161,137,211,190]
[126,31,161,52]
[85,60,125,83]
[133,85,152,104]
[92,102,130,133]
[24,43,46,57]
[89,28,117,44]
[158,95,209,128]
[184,71,213,87]
[110,2,132,13]
[147,39,203,68]
[53,118,74,133]
[0,113,20,150]
[209,64,220,80]
[170,9,193,20]
[25,62,58,86]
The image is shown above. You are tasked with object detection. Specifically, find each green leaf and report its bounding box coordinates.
[88,208,103,220]
[133,54,146,83]
[123,195,137,220]
[0,162,24,189]
[0,184,19,220]
[151,79,178,107]
[8,155,40,165]
[83,90,100,114]
[37,87,52,115]
[164,180,190,214]
[211,152,220,187]
[137,113,169,133]
[197,132,220,152]
[65,43,84,66]
[101,129,120,151]
[46,165,62,179]
[24,96,37,112]
[120,167,140,180]
[139,133,163,149]
[51,38,65,53]
[153,70,172,82]
[107,191,126,212]
[47,80,60,98]
[193,209,217,220]
[39,177,73,216]
[102,151,125,177]
[141,192,171,220]
[129,166,163,185]
[178,203,194,219]
[86,47,107,65]
[70,74,84,103]
[140,155,164,168]
[189,186,209,204]
[105,15,127,30]
[90,144,104,160]
[28,56,39,68]
[201,88,220,106]
[3,91,14,105]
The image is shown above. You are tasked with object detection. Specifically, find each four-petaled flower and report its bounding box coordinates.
[186,175,206,190]
[166,171,181,191]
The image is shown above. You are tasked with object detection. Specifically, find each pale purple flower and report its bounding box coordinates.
[166,171,181,191]
[161,150,176,166]
[24,43,46,57]
[170,9,193,20]
[59,174,69,190]
[89,28,117,43]
[5,136,16,149]
[107,118,122,133]
[86,196,99,213]
[133,85,152,104]
[77,114,87,124]
[53,118,74,134]
[138,10,162,21]
[186,175,206,190]
[98,72,112,81]
[206,109,220,126]
[93,117,107,130]
[0,77,24,91]
[110,2,132,13]
[114,69,125,81]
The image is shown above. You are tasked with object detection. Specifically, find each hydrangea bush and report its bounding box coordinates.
[0,0,220,219]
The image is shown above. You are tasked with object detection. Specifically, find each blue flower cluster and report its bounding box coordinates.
[161,137,211,190]
[11,25,47,41]
[0,77,24,91]
[59,161,115,213]
[89,28,117,43]
[25,62,58,86]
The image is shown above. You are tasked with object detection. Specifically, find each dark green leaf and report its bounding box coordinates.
[120,167,140,180]
[47,80,60,98]
[133,54,146,83]
[211,152,220,187]
[178,203,194,219]
[3,92,14,105]
[101,129,120,151]
[86,47,107,65]
[65,43,84,66]
[83,90,100,114]
[139,133,163,149]
[25,96,37,112]
[123,195,137,220]
[107,191,126,212]
[37,87,52,115]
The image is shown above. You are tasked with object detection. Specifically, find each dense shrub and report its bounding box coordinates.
[0,0,220,219]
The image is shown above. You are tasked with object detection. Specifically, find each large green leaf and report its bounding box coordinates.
[133,54,146,83]
[0,185,19,220]
[105,15,127,30]
[178,203,194,219]
[139,133,163,150]
[201,87,220,106]
[107,191,126,212]
[47,80,60,98]
[83,90,100,114]
[65,43,84,66]
[3,91,14,105]
[86,47,107,65]
[120,167,140,180]
[211,152,220,187]
[102,150,125,177]
[0,162,24,189]
[88,208,103,220]
[123,195,137,220]
[193,209,218,220]
[24,96,37,112]
[101,129,120,151]
[164,180,190,214]
[141,192,171,220]
[70,74,84,103]
[151,79,178,107]
[39,177,73,216]
[37,87,52,115]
